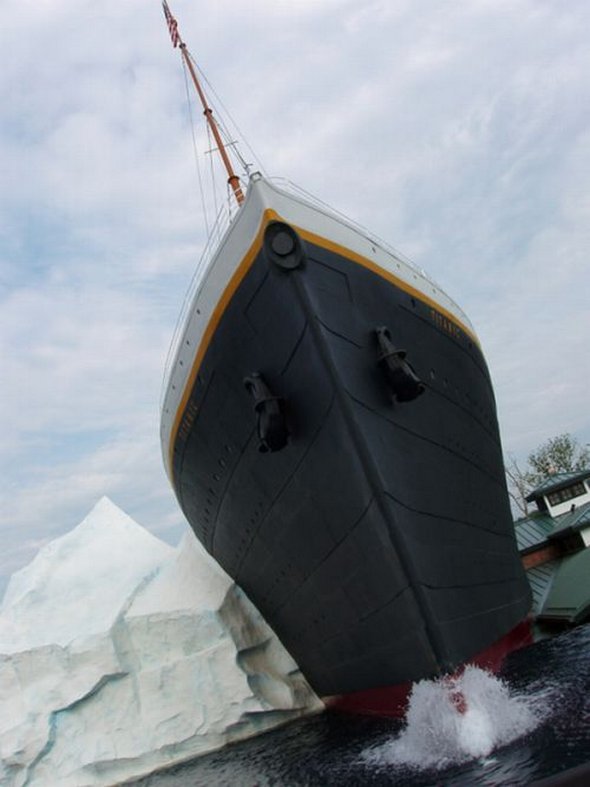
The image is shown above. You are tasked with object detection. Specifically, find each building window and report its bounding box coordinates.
[547,482,586,507]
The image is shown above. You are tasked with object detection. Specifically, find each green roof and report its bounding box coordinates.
[514,511,556,551]
[527,560,560,616]
[550,501,590,538]
[526,469,590,502]
[539,549,590,624]
[514,501,590,552]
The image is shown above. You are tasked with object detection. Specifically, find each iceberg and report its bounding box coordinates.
[0,497,322,786]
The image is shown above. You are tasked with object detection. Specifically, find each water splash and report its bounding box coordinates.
[363,666,553,770]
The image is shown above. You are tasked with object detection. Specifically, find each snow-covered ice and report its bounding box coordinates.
[0,497,322,786]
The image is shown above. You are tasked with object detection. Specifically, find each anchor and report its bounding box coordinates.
[244,372,288,453]
[375,326,425,403]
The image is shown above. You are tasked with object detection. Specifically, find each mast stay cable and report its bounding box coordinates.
[181,55,210,239]
[161,1,245,206]
[196,61,266,178]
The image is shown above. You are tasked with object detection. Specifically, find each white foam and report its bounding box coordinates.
[364,665,553,770]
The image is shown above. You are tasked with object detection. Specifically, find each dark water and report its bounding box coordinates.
[132,624,590,786]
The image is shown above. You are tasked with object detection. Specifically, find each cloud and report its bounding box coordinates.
[1,0,589,592]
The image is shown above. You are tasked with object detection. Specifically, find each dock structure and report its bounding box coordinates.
[515,469,590,631]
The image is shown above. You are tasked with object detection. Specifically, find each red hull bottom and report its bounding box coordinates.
[323,618,533,717]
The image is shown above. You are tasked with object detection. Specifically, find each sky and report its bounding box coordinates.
[1,0,589,594]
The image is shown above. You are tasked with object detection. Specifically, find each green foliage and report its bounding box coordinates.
[526,433,590,487]
[506,433,589,518]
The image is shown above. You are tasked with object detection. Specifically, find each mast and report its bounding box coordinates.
[162,2,245,206]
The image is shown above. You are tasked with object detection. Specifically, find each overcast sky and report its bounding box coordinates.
[1,0,589,594]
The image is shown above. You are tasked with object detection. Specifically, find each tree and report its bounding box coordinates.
[527,433,590,484]
[505,455,532,519]
[506,433,590,519]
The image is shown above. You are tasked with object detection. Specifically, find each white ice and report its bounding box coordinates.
[0,497,322,786]
[364,664,552,771]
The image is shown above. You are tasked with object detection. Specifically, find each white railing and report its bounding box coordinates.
[267,177,428,272]
[266,177,471,326]
[160,199,238,402]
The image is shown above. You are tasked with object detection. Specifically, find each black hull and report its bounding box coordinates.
[170,222,531,696]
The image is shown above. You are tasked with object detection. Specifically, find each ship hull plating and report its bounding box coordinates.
[166,211,531,699]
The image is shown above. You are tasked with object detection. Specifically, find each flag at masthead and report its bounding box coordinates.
[162,1,181,48]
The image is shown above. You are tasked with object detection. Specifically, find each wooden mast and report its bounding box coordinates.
[162,2,245,206]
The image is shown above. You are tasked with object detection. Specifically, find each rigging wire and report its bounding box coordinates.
[181,55,210,239]
[165,7,258,223]
[179,46,241,247]
[225,181,234,219]
[205,121,220,237]
[190,52,266,178]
